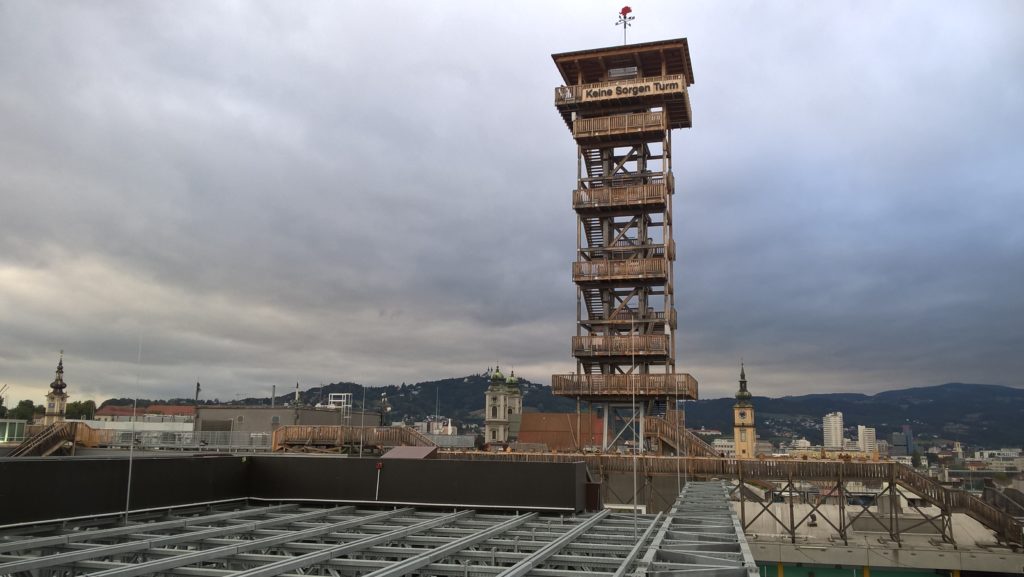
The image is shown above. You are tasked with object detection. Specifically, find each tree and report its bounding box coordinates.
[8,399,39,421]
[65,400,97,420]
[911,450,922,468]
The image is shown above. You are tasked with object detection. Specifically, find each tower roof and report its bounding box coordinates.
[552,38,695,87]
[735,362,751,404]
[50,352,68,394]
[505,370,522,395]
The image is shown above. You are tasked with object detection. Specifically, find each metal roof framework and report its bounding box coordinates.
[0,483,755,577]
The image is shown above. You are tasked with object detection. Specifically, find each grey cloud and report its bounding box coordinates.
[1,1,1022,406]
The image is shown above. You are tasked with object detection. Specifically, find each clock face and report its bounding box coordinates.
[738,411,747,419]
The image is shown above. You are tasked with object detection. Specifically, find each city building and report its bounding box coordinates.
[787,438,812,451]
[95,404,196,422]
[876,439,890,457]
[891,425,915,456]
[413,418,457,436]
[823,411,843,450]
[857,425,877,454]
[42,353,69,426]
[517,412,605,452]
[195,405,380,434]
[483,366,522,445]
[733,364,756,459]
[712,437,735,457]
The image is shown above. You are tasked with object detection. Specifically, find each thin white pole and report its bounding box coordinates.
[125,338,141,524]
[631,317,638,537]
[676,378,681,494]
[359,386,366,456]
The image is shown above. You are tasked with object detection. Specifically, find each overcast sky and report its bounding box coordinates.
[1,1,1022,407]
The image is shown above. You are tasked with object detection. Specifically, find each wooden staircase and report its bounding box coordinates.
[8,422,77,457]
[645,410,718,458]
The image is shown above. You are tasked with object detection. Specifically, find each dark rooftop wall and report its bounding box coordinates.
[0,454,586,526]
[248,455,586,511]
[0,455,248,526]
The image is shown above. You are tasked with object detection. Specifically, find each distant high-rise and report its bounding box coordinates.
[823,411,843,449]
[891,424,915,456]
[857,425,877,453]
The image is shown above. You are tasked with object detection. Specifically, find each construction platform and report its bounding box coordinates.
[0,471,754,577]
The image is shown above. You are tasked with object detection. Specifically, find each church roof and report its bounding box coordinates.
[735,363,752,404]
[49,353,68,393]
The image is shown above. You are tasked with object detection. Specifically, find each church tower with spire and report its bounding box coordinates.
[733,363,756,459]
[43,352,70,426]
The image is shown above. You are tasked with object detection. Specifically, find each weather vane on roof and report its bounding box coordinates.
[616,6,634,45]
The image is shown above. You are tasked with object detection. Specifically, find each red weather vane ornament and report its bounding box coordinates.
[616,6,635,45]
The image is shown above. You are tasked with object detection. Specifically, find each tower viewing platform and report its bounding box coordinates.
[552,38,694,131]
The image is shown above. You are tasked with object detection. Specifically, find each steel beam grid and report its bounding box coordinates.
[734,477,957,549]
[0,503,649,577]
[631,482,758,577]
[0,484,754,577]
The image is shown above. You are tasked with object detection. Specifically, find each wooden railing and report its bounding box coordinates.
[586,243,672,262]
[555,74,687,105]
[75,425,118,447]
[551,373,696,399]
[573,112,666,141]
[571,335,670,356]
[574,182,669,210]
[272,425,437,451]
[433,452,1022,545]
[573,258,668,282]
[893,464,1020,543]
[595,308,675,329]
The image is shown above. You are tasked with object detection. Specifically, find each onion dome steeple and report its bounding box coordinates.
[735,362,751,405]
[50,351,68,393]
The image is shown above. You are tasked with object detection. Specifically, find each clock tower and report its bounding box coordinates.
[733,363,756,459]
[43,352,70,426]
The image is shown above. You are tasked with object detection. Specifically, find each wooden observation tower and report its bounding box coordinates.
[550,38,699,451]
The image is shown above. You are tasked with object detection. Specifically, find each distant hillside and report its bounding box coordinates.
[101,373,575,427]
[99,380,1024,448]
[684,383,1024,448]
[294,374,576,424]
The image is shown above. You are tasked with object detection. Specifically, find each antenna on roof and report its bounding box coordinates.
[616,6,634,45]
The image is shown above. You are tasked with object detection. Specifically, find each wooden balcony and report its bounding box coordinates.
[551,373,697,400]
[574,178,671,212]
[571,335,669,357]
[573,112,667,145]
[573,258,668,284]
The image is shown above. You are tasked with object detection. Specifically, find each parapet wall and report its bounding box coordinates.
[0,454,588,526]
